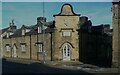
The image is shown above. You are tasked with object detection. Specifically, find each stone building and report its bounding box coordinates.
[78,16,112,66]
[1,4,112,66]
[112,1,120,67]
[0,20,17,58]
[52,4,80,61]
[2,17,53,62]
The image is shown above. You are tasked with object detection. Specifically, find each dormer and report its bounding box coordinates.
[21,25,32,36]
[26,29,30,33]
[6,30,14,38]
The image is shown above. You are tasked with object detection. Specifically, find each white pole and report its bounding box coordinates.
[43,0,46,64]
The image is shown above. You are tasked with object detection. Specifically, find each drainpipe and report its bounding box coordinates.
[95,33,98,63]
[30,34,31,59]
[80,29,82,61]
[10,37,12,58]
[50,32,52,61]
[37,28,38,60]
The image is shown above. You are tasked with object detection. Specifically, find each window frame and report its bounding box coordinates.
[61,29,73,37]
[62,31,71,36]
[6,45,10,52]
[38,26,42,33]
[21,44,26,52]
[37,44,43,52]
[7,32,9,38]
[22,29,25,35]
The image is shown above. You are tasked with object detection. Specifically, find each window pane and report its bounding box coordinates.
[38,44,42,52]
[68,53,69,56]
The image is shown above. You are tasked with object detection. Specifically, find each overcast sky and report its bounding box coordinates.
[2,2,112,29]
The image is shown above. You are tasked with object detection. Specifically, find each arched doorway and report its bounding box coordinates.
[63,43,71,61]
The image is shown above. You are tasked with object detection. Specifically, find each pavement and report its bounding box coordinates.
[3,57,41,64]
[2,57,119,74]
[46,61,118,73]
[2,58,93,74]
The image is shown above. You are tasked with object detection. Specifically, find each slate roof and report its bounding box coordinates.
[10,25,36,38]
[91,25,104,35]
[0,27,9,35]
[23,25,35,29]
[3,21,54,38]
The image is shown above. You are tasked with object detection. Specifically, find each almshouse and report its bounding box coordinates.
[1,4,112,66]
